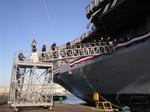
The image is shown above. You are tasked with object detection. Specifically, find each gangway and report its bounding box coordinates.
[8,42,114,111]
[8,53,53,112]
[40,42,114,62]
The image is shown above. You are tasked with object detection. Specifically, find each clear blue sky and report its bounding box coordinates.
[0,0,90,87]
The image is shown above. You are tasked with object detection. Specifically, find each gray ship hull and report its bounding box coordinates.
[54,34,150,106]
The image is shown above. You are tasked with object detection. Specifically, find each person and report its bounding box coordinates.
[66,42,70,49]
[93,39,97,46]
[31,39,37,52]
[42,44,46,57]
[101,37,104,41]
[18,52,25,61]
[113,38,117,45]
[51,42,56,51]
[42,44,46,52]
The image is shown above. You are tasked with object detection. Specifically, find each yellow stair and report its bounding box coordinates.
[93,92,118,111]
[100,101,114,112]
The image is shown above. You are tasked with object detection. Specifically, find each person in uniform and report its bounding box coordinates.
[66,42,71,49]
[42,44,46,57]
[31,39,37,52]
[51,42,56,51]
[18,52,25,61]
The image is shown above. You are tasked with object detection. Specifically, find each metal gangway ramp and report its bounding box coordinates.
[8,53,53,112]
[40,42,114,62]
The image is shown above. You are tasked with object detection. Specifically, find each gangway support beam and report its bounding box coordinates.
[8,60,53,111]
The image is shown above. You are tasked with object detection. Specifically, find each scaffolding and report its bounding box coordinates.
[8,53,53,112]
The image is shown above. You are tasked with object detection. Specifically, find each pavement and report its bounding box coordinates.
[0,103,101,112]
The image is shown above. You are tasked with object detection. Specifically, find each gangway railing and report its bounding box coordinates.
[40,42,114,62]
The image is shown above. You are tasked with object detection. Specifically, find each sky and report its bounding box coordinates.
[0,0,91,87]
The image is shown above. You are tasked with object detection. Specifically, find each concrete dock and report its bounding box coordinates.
[0,103,102,112]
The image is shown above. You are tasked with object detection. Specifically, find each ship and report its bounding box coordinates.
[53,0,150,110]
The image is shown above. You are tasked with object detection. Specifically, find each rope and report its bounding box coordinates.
[79,67,95,91]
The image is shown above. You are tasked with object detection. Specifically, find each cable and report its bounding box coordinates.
[80,64,121,109]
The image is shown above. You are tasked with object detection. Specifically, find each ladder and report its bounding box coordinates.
[8,53,53,112]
